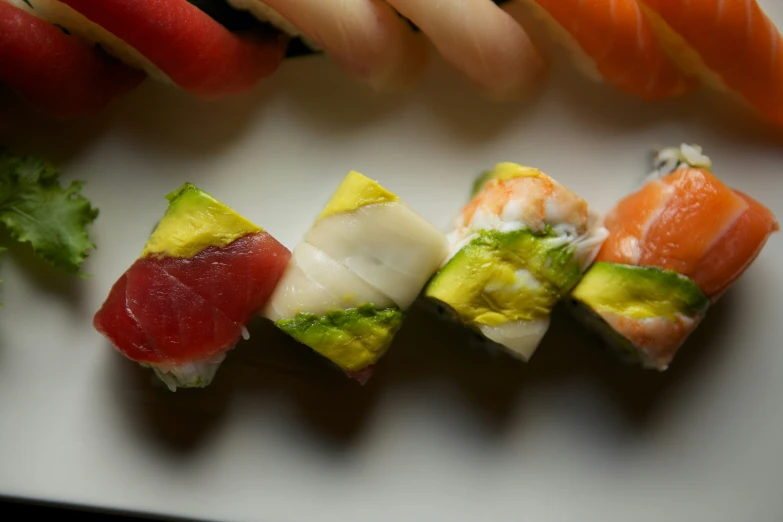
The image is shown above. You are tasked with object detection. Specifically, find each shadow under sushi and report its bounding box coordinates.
[552,294,737,431]
[110,288,738,453]
[0,231,86,316]
[221,317,384,448]
[275,56,410,134]
[0,85,114,167]
[110,349,233,454]
[110,316,383,453]
[377,293,740,435]
[109,79,278,157]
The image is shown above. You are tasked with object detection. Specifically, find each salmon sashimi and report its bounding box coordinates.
[569,145,777,370]
[19,0,287,98]
[639,0,783,124]
[522,0,695,99]
[0,0,143,118]
[691,190,781,299]
[94,184,291,390]
[598,159,778,301]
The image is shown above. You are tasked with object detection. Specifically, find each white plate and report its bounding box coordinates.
[1,4,782,521]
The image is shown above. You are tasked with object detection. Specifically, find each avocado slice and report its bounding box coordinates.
[142,183,261,259]
[318,171,399,221]
[568,262,710,370]
[571,262,709,321]
[470,163,543,197]
[425,228,582,328]
[275,304,404,372]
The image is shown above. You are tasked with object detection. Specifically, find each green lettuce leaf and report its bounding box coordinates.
[0,150,98,273]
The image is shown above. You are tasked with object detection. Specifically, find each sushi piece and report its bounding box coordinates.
[425,163,608,361]
[386,0,546,100]
[225,0,427,92]
[638,0,783,125]
[0,0,143,118]
[226,0,545,99]
[15,0,287,98]
[569,144,779,370]
[520,0,695,100]
[94,183,291,390]
[264,171,449,383]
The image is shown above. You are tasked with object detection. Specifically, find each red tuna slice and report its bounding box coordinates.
[94,232,292,365]
[0,1,143,119]
[96,258,240,365]
[156,232,291,325]
[93,272,157,362]
[56,0,287,98]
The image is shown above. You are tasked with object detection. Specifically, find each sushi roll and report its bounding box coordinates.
[0,0,143,118]
[93,183,291,391]
[568,144,779,370]
[519,0,695,100]
[264,171,449,384]
[14,0,287,98]
[424,163,608,361]
[225,0,546,99]
[638,0,783,125]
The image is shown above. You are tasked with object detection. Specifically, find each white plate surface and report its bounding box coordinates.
[1,3,782,521]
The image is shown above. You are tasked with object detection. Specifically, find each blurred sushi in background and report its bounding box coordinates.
[0,0,144,118]
[13,0,287,98]
[215,0,547,98]
[638,0,783,125]
[519,0,696,100]
[569,144,779,370]
[265,171,449,384]
[425,163,608,362]
[94,183,291,391]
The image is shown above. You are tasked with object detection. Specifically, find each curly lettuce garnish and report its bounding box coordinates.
[0,149,99,274]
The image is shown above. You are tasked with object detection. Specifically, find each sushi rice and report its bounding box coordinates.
[146,352,227,392]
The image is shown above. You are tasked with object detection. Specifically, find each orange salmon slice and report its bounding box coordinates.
[599,168,778,300]
[598,178,673,265]
[691,190,779,300]
[640,0,783,125]
[530,0,695,99]
[639,168,749,276]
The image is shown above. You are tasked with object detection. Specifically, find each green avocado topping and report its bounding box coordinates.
[142,183,261,259]
[571,262,709,320]
[425,228,581,327]
[275,304,404,372]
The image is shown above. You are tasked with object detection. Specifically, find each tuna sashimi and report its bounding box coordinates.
[94,184,291,390]
[0,0,143,118]
[21,0,286,98]
[96,232,289,365]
